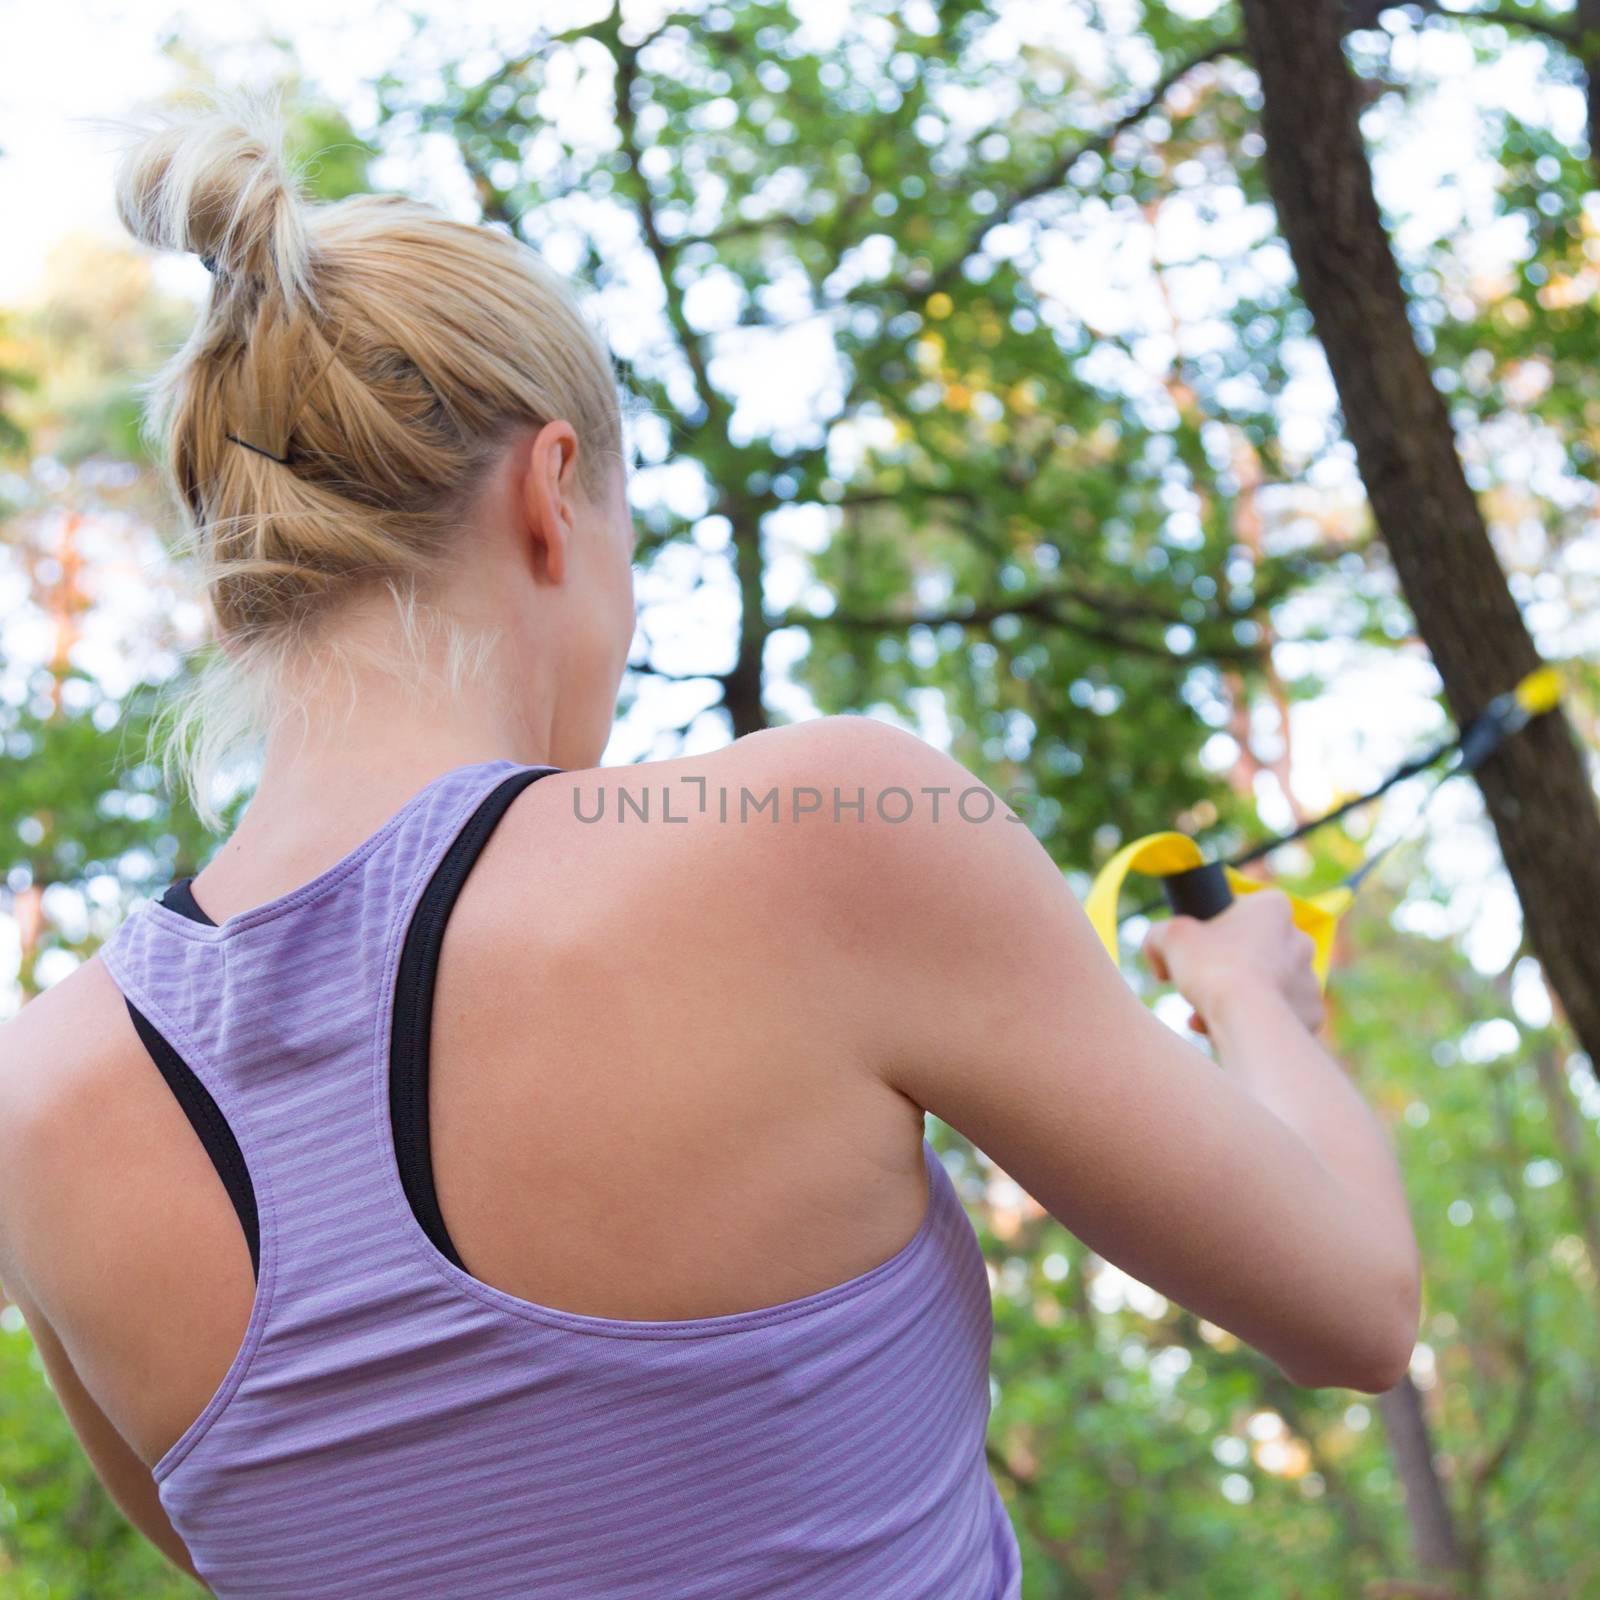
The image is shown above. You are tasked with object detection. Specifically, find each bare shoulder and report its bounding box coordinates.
[487,718,1053,1056]
[531,714,969,812]
[0,958,138,1290]
[498,718,1027,944]
[537,715,1019,875]
[0,954,235,1288]
[450,723,993,1066]
[1,950,253,1437]
[729,712,983,796]
[0,958,127,1165]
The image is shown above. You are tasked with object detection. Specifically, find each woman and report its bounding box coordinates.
[0,98,1419,1598]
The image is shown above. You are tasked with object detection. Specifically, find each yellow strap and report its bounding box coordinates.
[1514,665,1562,717]
[1084,831,1352,989]
[1081,671,1556,996]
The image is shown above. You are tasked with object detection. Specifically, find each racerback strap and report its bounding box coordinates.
[121,764,560,1282]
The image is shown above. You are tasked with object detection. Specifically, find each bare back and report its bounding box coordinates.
[0,751,929,1472]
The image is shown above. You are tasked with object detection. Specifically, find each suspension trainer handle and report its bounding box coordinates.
[1160,861,1235,922]
[1086,832,1347,988]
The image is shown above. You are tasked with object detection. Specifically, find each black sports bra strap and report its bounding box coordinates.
[390,765,562,1271]
[124,873,259,1272]
[162,874,217,926]
[125,998,261,1278]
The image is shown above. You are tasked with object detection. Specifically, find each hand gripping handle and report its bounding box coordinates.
[1083,832,1351,990]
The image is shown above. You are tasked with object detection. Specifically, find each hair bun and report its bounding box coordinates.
[114,89,313,303]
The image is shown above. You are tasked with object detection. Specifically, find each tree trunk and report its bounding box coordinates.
[724,513,770,738]
[1323,981,1468,1585]
[1531,1043,1600,1304]
[1238,0,1600,1082]
[1378,1381,1473,1584]
[1582,0,1600,188]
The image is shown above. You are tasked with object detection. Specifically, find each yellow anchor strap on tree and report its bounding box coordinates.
[1084,833,1352,989]
[1081,667,1563,994]
[1512,666,1562,718]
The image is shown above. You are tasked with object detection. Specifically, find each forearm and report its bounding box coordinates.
[1205,982,1417,1282]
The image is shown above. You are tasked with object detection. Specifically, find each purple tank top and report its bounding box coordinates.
[96,757,1023,1598]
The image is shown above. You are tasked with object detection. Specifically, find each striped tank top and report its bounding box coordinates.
[96,758,1024,1598]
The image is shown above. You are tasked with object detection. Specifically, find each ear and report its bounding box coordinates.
[519,420,582,585]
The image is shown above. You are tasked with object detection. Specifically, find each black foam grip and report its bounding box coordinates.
[1161,861,1234,921]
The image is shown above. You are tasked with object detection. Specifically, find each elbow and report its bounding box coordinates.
[1281,1252,1422,1395]
[1320,1327,1415,1396]
[1280,1332,1413,1395]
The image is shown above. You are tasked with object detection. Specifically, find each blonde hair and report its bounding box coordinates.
[113,89,624,829]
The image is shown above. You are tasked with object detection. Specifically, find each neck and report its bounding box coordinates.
[217,604,558,869]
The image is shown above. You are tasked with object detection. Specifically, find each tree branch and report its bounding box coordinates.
[1396,2,1574,47]
[453,135,522,232]
[624,660,729,685]
[612,34,725,433]
[915,39,1244,300]
[777,592,1263,665]
[608,21,770,732]
[1461,1052,1545,1543]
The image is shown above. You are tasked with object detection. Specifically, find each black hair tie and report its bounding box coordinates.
[226,432,291,465]
[200,253,219,274]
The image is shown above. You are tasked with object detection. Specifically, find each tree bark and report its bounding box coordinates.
[1323,983,1469,1585]
[1378,1381,1473,1583]
[1238,0,1600,1081]
[1582,0,1600,188]
[1531,1043,1600,1304]
[724,512,770,738]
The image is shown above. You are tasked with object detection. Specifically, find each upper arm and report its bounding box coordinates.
[0,1281,208,1590]
[745,715,1411,1392]
[0,1017,209,1592]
